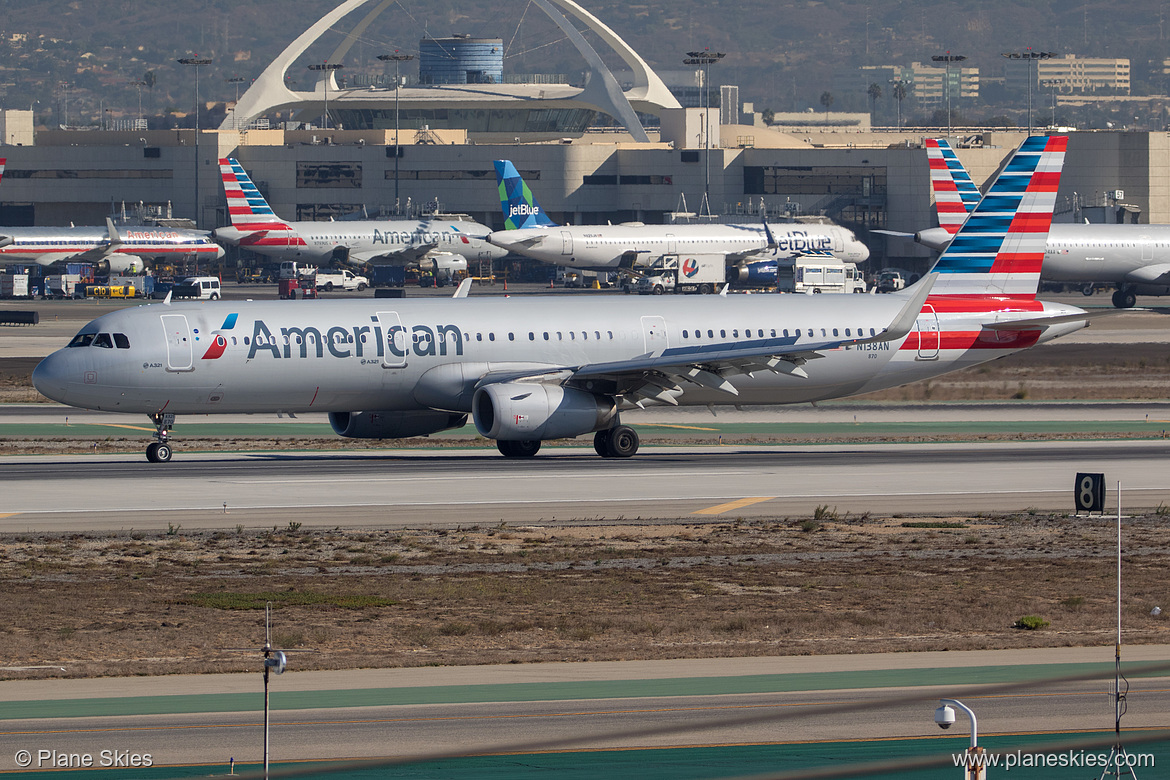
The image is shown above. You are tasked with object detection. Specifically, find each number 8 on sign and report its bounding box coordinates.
[1075,472,1105,513]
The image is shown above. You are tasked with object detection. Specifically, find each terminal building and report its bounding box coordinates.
[0,0,1167,272]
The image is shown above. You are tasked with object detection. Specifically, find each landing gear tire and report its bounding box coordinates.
[497,439,541,458]
[604,425,639,458]
[146,442,172,463]
[1113,289,1137,308]
[593,429,612,457]
[1083,284,1097,297]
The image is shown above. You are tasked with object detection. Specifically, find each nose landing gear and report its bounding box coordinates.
[146,412,176,463]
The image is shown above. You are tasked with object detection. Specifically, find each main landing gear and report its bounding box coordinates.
[146,412,176,463]
[1111,288,1137,309]
[497,439,541,458]
[593,425,639,458]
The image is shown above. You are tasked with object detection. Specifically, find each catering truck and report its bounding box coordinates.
[633,254,724,295]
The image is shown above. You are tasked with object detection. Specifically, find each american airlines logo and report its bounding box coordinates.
[509,204,541,217]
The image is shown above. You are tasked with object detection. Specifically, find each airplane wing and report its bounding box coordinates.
[1125,263,1170,284]
[349,243,438,265]
[475,275,936,407]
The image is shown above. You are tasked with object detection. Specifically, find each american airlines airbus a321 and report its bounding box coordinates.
[35,136,1090,463]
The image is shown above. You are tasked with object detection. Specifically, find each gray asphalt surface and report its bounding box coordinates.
[2,440,1169,530]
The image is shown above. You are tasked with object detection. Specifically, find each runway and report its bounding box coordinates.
[1,648,1167,773]
[2,440,1168,531]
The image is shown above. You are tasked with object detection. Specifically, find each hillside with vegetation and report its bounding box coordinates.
[0,0,1167,129]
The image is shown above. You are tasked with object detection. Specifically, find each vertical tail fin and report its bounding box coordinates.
[930,135,1066,299]
[925,139,981,234]
[220,158,293,232]
[493,160,557,229]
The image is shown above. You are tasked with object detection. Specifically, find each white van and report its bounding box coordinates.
[173,276,222,300]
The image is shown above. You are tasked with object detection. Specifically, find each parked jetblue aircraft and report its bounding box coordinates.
[486,160,869,275]
[212,158,506,274]
[35,137,1090,463]
[887,138,1170,308]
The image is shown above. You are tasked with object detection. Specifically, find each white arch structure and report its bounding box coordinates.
[222,0,680,138]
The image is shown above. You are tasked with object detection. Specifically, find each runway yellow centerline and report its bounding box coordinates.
[694,496,775,515]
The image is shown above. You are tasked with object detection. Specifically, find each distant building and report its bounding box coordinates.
[837,63,979,111]
[1005,55,1130,95]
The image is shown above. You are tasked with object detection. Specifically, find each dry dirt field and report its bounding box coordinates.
[1,340,1169,679]
[3,511,1169,679]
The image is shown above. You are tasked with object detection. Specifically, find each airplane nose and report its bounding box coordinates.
[214,243,226,259]
[855,241,870,262]
[31,353,70,404]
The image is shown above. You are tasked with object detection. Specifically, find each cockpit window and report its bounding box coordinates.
[67,333,96,348]
[113,333,130,349]
[92,333,114,349]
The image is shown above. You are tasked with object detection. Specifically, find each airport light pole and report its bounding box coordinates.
[127,81,146,129]
[1001,49,1055,135]
[684,49,726,217]
[226,76,247,130]
[378,52,414,214]
[307,62,344,130]
[931,53,966,137]
[178,56,213,227]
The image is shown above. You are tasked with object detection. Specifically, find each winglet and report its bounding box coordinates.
[452,277,473,298]
[105,217,124,250]
[163,289,172,305]
[870,272,937,343]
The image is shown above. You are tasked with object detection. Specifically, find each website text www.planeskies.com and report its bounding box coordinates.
[954,748,1154,772]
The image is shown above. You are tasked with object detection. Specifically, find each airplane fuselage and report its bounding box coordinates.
[915,223,1170,292]
[0,226,224,268]
[215,219,506,265]
[33,294,1084,419]
[488,223,870,270]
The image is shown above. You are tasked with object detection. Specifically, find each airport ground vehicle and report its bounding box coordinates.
[314,269,369,292]
[776,261,867,294]
[634,255,724,294]
[1,273,32,298]
[43,274,85,299]
[877,270,907,293]
[171,277,221,300]
[89,284,137,299]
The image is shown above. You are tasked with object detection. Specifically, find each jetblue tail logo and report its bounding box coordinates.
[494,160,557,229]
[930,135,1066,299]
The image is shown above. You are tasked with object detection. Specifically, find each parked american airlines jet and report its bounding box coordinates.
[35,137,1089,464]
[212,158,506,274]
[0,217,224,273]
[891,138,1170,308]
[0,158,222,272]
[486,160,869,277]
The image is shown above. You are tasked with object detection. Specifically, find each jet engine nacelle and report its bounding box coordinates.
[106,254,144,274]
[730,261,779,285]
[328,410,467,439]
[473,382,616,441]
[913,227,952,252]
[419,252,469,273]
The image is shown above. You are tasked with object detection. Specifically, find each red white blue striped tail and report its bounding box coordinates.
[929,135,1066,299]
[220,158,294,232]
[925,139,980,234]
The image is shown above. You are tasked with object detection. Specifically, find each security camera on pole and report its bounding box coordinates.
[934,698,985,779]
